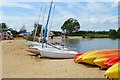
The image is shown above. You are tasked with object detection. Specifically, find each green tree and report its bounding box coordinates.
[0,24,2,29]
[19,25,27,33]
[61,18,80,36]
[108,29,118,38]
[33,22,42,36]
[117,27,120,38]
[10,28,19,37]
[0,23,8,29]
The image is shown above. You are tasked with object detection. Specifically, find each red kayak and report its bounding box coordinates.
[104,56,120,68]
[74,53,83,61]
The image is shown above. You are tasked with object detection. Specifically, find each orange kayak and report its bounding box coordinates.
[82,49,119,65]
[74,53,83,61]
[75,49,108,63]
[93,51,119,68]
[104,56,120,68]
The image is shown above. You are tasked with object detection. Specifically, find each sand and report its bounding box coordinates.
[2,38,106,78]
[0,41,2,79]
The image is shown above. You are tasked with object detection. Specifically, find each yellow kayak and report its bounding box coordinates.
[105,62,120,79]
[81,50,119,65]
[94,58,108,68]
[94,53,118,68]
[75,50,103,62]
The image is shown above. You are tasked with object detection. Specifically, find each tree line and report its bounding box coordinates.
[60,18,120,38]
[64,29,120,38]
[0,23,27,37]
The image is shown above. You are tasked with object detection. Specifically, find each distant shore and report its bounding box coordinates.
[50,36,83,39]
[2,38,106,78]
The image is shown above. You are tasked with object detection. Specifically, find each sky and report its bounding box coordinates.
[0,0,119,32]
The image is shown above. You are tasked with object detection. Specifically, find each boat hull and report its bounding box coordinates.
[105,63,120,79]
[104,57,120,68]
[25,41,40,46]
[82,50,119,65]
[75,50,104,62]
[74,53,83,61]
[26,48,40,55]
[39,48,78,59]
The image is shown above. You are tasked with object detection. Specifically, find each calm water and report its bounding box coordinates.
[53,38,119,53]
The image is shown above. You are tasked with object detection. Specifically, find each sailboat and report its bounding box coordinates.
[38,1,78,58]
[25,7,43,47]
[26,5,68,55]
[39,47,78,58]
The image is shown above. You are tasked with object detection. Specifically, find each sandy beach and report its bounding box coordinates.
[2,38,106,78]
[0,41,2,79]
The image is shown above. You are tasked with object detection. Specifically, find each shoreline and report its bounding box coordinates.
[2,38,106,78]
[51,36,83,39]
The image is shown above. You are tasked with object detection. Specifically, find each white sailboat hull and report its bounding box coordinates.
[25,41,40,46]
[39,48,78,59]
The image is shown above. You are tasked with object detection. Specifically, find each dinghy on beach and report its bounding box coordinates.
[27,43,68,55]
[39,47,78,58]
[26,48,40,55]
[26,1,78,59]
[25,41,40,46]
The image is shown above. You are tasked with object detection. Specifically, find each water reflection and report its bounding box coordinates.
[52,38,119,53]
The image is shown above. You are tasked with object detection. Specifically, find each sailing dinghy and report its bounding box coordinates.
[39,47,78,58]
[38,1,78,58]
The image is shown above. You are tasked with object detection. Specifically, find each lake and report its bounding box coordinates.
[52,38,119,53]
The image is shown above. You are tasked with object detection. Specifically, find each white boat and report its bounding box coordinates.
[27,42,68,56]
[26,2,78,59]
[29,43,68,51]
[39,47,78,59]
[37,2,78,59]
[25,41,40,46]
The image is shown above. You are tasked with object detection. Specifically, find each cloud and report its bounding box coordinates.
[55,5,76,18]
[0,2,35,10]
[0,11,3,15]
[112,2,118,8]
[2,0,120,2]
[65,2,78,8]
[2,15,39,31]
[1,2,118,32]
[85,2,110,12]
[78,15,118,31]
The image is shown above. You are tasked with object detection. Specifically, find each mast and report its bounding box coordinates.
[33,7,42,42]
[46,5,55,41]
[39,8,46,43]
[42,1,53,47]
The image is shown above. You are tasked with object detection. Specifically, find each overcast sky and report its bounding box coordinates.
[1,0,119,32]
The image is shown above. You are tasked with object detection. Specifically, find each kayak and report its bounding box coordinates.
[104,56,120,68]
[104,57,115,68]
[74,53,83,61]
[75,50,108,62]
[105,62,120,79]
[82,50,119,65]
[93,52,119,68]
